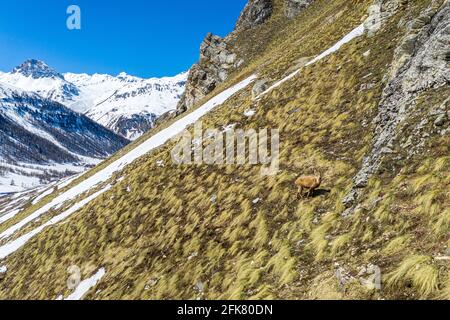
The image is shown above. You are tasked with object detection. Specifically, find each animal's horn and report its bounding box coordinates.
[314,168,321,179]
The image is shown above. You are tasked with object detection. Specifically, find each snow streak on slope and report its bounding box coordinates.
[257,23,366,98]
[31,187,55,205]
[0,209,21,225]
[0,75,256,258]
[64,268,106,300]
[1,60,187,140]
[305,24,365,66]
[0,82,127,192]
[74,72,188,140]
[0,185,111,259]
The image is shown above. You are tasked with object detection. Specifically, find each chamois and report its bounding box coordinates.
[295,170,322,198]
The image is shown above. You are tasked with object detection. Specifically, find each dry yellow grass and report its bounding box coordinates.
[0,0,447,300]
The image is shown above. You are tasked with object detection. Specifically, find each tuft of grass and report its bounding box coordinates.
[331,233,352,257]
[439,274,450,300]
[387,255,439,298]
[433,207,450,235]
[382,235,411,256]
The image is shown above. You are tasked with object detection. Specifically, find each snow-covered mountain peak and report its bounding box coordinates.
[0,60,80,105]
[12,59,64,80]
[75,71,188,140]
[0,80,40,101]
[159,71,189,83]
[1,60,187,140]
[0,81,21,97]
[116,72,139,82]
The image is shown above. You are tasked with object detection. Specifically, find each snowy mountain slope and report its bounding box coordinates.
[0,82,129,191]
[0,60,80,105]
[0,74,256,258]
[66,72,187,140]
[0,60,187,139]
[0,0,448,301]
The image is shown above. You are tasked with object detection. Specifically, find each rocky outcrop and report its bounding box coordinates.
[285,0,314,18]
[176,34,243,114]
[176,0,276,114]
[199,33,243,82]
[235,0,273,31]
[176,0,317,114]
[252,79,269,98]
[364,0,403,36]
[343,0,450,210]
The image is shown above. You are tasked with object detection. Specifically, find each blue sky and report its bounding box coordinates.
[0,0,247,78]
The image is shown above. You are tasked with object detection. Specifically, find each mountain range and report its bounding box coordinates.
[0,60,187,191]
[0,0,448,301]
[0,82,129,192]
[0,60,187,140]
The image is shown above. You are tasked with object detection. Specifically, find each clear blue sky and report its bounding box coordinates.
[0,0,247,78]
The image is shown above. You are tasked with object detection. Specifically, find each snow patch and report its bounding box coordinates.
[0,75,256,248]
[244,109,256,117]
[0,185,111,259]
[32,188,55,205]
[257,24,365,98]
[65,268,106,300]
[0,209,21,225]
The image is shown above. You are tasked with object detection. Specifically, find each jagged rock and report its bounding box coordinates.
[235,0,273,31]
[390,2,448,80]
[343,189,359,208]
[252,79,269,98]
[364,0,401,37]
[177,0,279,114]
[176,33,245,114]
[285,0,314,18]
[346,1,450,206]
[434,114,447,127]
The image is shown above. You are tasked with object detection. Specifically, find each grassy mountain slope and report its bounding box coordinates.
[0,0,448,300]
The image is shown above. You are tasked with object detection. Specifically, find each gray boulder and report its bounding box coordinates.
[285,0,314,18]
[176,34,244,114]
[345,1,450,206]
[235,0,273,31]
[252,79,269,98]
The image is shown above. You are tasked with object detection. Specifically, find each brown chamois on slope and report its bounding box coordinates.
[295,170,322,198]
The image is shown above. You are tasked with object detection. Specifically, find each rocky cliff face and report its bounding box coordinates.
[0,0,448,301]
[344,0,450,210]
[235,0,273,31]
[176,0,314,114]
[285,0,314,18]
[176,34,243,114]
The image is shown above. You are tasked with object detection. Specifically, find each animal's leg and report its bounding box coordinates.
[297,187,303,199]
